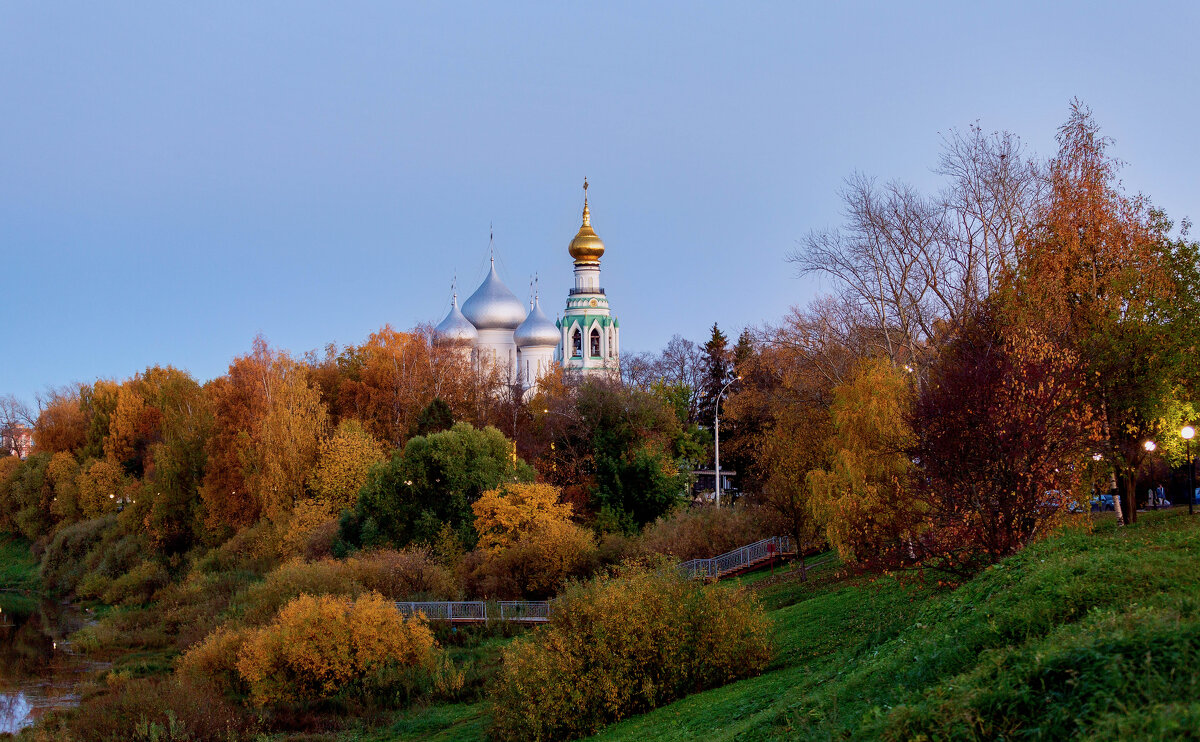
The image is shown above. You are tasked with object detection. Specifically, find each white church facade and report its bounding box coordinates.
[434,181,620,392]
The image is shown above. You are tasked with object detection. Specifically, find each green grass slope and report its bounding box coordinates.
[351,511,1200,741]
[594,510,1200,741]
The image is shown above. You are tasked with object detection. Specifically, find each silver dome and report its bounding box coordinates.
[434,294,478,345]
[461,262,527,330]
[514,297,560,348]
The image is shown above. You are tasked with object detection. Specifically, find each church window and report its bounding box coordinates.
[590,328,601,357]
[572,328,582,357]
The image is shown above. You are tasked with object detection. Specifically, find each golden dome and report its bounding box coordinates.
[568,180,605,263]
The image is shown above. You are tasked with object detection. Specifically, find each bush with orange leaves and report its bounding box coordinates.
[489,567,773,741]
[466,483,596,598]
[231,593,437,707]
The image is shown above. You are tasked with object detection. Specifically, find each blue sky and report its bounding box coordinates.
[3,2,1198,404]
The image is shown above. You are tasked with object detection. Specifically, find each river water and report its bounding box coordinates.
[0,595,101,734]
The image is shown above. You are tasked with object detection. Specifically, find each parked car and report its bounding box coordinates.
[1090,493,1116,512]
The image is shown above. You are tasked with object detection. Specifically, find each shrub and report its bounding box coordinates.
[39,515,115,593]
[235,592,438,707]
[280,498,338,556]
[637,504,773,560]
[489,568,773,740]
[195,519,285,576]
[157,569,259,650]
[228,557,362,626]
[462,519,597,599]
[101,560,171,606]
[176,624,254,698]
[347,547,460,600]
[65,675,259,742]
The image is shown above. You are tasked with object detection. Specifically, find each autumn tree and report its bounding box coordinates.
[142,366,213,553]
[1008,101,1200,524]
[200,345,271,535]
[807,358,920,567]
[332,326,477,448]
[200,338,326,537]
[909,307,1100,576]
[33,386,88,455]
[78,380,120,461]
[104,381,161,477]
[77,458,128,518]
[307,419,385,514]
[47,452,82,523]
[468,482,596,597]
[472,482,576,551]
[253,353,329,520]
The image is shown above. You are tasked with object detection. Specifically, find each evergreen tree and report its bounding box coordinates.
[698,323,733,430]
[412,397,455,438]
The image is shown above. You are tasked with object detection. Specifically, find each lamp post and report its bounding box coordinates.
[713,375,741,509]
[1144,440,1157,510]
[1183,425,1195,516]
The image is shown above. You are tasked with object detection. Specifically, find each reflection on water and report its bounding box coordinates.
[0,595,100,734]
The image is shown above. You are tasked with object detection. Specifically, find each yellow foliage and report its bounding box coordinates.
[489,568,773,741]
[176,625,252,697]
[232,557,362,626]
[281,498,337,556]
[346,548,460,600]
[235,592,437,707]
[308,419,384,513]
[252,354,329,520]
[48,451,81,521]
[807,357,918,562]
[76,459,127,518]
[103,385,151,466]
[472,482,574,551]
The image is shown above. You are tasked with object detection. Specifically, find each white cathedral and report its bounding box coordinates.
[434,181,620,392]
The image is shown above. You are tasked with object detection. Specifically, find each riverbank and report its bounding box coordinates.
[0,534,39,594]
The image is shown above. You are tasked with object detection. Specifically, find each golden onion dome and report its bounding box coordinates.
[568,181,605,263]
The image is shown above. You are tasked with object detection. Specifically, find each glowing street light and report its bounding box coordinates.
[1183,426,1196,516]
[1144,440,1157,452]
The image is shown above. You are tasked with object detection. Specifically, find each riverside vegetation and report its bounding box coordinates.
[4,102,1200,739]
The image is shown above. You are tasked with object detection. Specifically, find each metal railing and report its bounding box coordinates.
[676,536,794,581]
[394,600,552,623]
[392,537,794,622]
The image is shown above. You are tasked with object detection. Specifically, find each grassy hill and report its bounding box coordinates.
[363,510,1200,741]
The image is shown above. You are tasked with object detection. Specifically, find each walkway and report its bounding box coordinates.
[394,535,797,624]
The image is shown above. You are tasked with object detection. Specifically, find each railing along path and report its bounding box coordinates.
[675,536,794,581]
[394,535,795,624]
[394,600,551,624]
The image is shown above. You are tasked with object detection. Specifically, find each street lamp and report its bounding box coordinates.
[1183,425,1195,516]
[713,375,741,509]
[1144,441,1158,510]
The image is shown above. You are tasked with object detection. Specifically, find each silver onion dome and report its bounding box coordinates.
[514,297,560,348]
[462,262,527,330]
[434,293,478,345]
